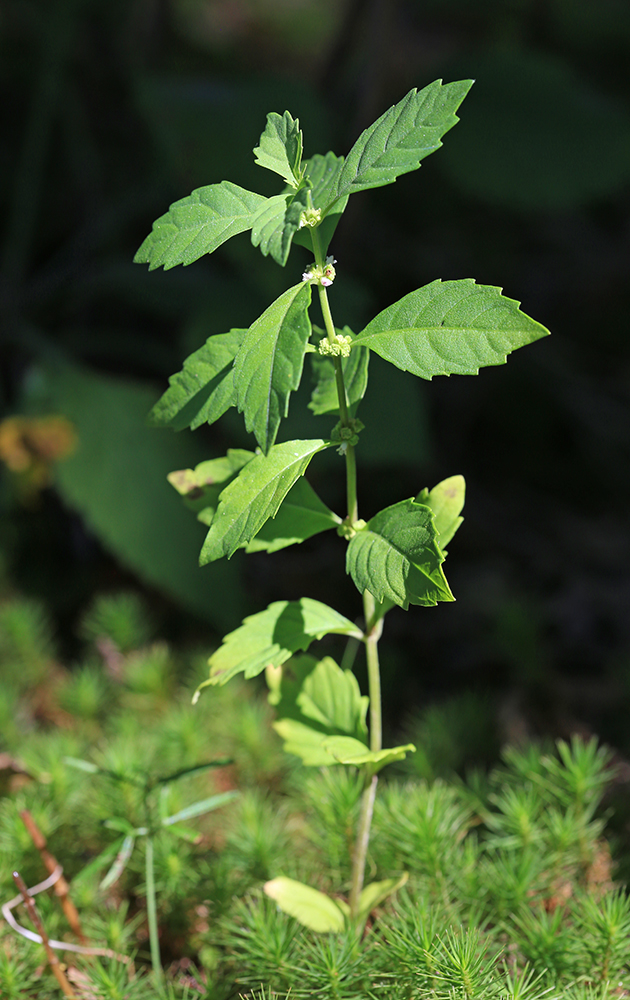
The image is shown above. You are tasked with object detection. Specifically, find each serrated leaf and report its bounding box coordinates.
[346,498,454,609]
[321,736,416,773]
[168,449,254,525]
[264,877,347,933]
[195,598,362,693]
[416,475,465,550]
[355,279,550,378]
[322,80,473,212]
[309,330,369,416]
[253,111,304,187]
[134,182,266,270]
[270,654,368,766]
[149,329,245,431]
[234,283,312,453]
[200,439,331,562]
[357,874,409,924]
[245,477,340,553]
[250,189,309,266]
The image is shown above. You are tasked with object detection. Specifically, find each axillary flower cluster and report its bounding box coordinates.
[302,255,337,288]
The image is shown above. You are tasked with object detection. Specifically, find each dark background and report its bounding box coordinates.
[2,0,630,768]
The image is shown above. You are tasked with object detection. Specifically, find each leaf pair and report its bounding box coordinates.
[150,283,312,455]
[134,79,475,273]
[264,872,408,933]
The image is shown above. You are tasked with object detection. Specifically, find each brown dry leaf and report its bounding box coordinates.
[66,966,100,1000]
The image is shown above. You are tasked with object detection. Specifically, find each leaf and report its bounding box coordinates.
[168,450,254,526]
[355,279,550,379]
[149,329,246,431]
[200,439,331,562]
[195,597,362,694]
[416,475,465,550]
[253,111,304,187]
[264,877,347,933]
[250,188,309,266]
[162,790,239,826]
[356,874,409,924]
[270,654,368,766]
[245,477,341,553]
[321,736,416,774]
[234,283,312,453]
[309,330,369,416]
[346,499,454,609]
[321,80,473,212]
[134,182,267,270]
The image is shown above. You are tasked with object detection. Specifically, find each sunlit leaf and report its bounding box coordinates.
[253,110,304,187]
[416,475,465,550]
[234,283,312,453]
[134,182,266,270]
[264,876,348,932]
[321,80,473,212]
[346,499,454,609]
[195,598,361,695]
[200,439,331,562]
[355,279,549,379]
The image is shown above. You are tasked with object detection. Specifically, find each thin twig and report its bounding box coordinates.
[12,870,77,998]
[20,809,88,945]
[2,866,133,968]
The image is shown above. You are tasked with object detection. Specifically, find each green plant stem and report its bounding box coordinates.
[144,836,163,988]
[314,220,385,920]
[363,590,383,755]
[348,774,378,920]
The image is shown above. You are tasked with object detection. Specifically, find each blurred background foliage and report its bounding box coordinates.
[2,0,630,764]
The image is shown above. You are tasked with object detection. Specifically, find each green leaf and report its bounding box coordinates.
[321,736,416,774]
[253,111,304,187]
[200,439,331,562]
[167,450,254,526]
[195,597,362,694]
[346,499,454,609]
[355,279,550,379]
[309,330,369,416]
[356,874,409,924]
[269,654,368,766]
[149,329,245,431]
[416,475,465,550]
[234,283,312,453]
[321,80,473,212]
[134,182,266,270]
[250,188,309,266]
[246,477,340,553]
[264,877,348,933]
[162,790,239,826]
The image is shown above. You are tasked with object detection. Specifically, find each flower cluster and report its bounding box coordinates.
[318,332,352,358]
[302,256,337,287]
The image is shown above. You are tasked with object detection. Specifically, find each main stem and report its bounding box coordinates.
[311,229,382,920]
